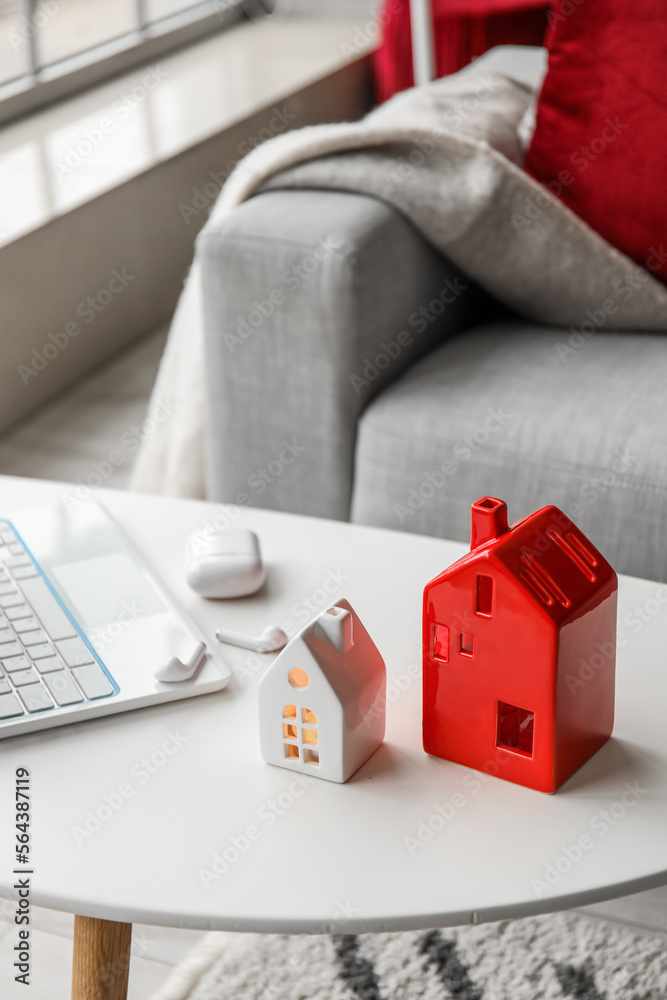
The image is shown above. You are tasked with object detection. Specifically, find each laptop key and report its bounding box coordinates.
[18,577,77,641]
[20,685,53,714]
[33,656,63,674]
[21,629,47,646]
[12,566,38,580]
[6,604,31,620]
[13,617,40,634]
[0,581,16,595]
[71,664,113,699]
[27,643,55,659]
[0,693,23,719]
[56,637,94,668]
[2,655,31,672]
[44,672,84,706]
[0,679,9,695]
[12,669,39,687]
[0,642,23,658]
[0,592,24,608]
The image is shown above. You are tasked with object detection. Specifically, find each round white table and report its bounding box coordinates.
[1,478,666,1000]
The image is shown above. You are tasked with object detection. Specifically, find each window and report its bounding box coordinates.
[475,574,493,616]
[497,701,534,756]
[0,0,244,122]
[282,704,319,765]
[431,623,449,662]
[459,632,474,656]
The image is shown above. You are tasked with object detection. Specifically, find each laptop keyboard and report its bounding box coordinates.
[0,521,116,722]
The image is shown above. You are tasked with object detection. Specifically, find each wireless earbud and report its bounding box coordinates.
[215,625,288,653]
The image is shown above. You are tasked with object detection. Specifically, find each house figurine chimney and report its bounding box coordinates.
[318,606,354,653]
[470,496,509,550]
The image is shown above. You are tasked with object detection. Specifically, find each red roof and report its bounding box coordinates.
[430,499,616,625]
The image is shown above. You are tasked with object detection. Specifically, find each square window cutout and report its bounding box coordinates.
[497,701,534,756]
[459,632,474,656]
[432,623,449,662]
[304,748,319,765]
[284,744,299,760]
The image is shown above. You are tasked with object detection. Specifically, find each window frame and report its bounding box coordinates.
[0,0,243,126]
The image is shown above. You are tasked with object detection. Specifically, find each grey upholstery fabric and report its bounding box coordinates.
[351,321,667,580]
[200,188,486,519]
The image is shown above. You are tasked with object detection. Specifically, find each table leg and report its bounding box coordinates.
[71,915,133,1000]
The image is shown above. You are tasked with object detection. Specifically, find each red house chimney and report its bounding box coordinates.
[470,496,509,550]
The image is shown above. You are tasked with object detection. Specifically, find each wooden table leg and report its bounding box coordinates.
[72,916,133,1000]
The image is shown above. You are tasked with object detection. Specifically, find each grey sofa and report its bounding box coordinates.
[199,47,667,583]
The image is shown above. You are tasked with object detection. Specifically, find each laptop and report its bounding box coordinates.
[0,500,231,738]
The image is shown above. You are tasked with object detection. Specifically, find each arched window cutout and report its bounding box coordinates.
[302,708,317,725]
[283,704,296,719]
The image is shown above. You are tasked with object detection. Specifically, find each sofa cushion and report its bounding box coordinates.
[351,321,667,580]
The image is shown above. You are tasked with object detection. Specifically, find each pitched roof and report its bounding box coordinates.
[428,501,616,626]
[269,599,385,701]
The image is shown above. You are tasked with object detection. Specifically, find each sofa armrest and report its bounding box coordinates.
[199,188,486,520]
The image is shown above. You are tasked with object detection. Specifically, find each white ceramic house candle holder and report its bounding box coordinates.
[258,599,386,783]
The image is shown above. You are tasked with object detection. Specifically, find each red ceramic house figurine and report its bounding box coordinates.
[422,497,618,793]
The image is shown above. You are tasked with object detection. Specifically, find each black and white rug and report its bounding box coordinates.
[151,911,667,1000]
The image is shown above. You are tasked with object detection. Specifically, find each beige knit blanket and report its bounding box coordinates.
[131,61,667,497]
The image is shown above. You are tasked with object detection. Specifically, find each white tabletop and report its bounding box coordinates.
[1,476,666,933]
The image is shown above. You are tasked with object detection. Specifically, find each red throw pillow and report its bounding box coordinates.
[525,0,667,284]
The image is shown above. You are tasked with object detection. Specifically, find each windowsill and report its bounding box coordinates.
[0,18,373,436]
[0,18,375,248]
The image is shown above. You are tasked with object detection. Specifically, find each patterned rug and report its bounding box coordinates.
[151,911,667,1000]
